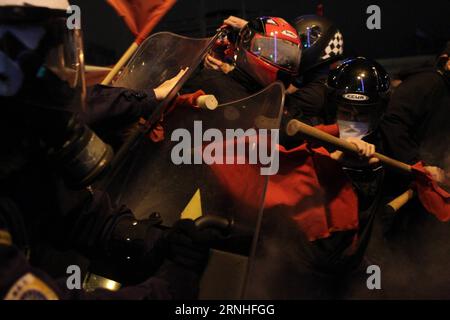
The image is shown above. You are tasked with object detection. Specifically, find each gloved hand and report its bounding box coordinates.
[164,219,221,274]
[151,219,225,299]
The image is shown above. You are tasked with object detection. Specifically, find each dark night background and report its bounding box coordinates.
[71,0,450,66]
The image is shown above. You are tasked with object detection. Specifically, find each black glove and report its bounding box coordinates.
[106,213,166,284]
[165,219,221,274]
[153,219,224,299]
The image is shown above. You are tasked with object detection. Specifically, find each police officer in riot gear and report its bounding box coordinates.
[0,0,211,300]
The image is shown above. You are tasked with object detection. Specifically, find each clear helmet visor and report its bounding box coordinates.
[249,35,301,73]
[40,22,86,112]
[336,103,378,139]
[0,18,86,112]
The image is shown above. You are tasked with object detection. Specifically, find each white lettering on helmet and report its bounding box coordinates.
[343,93,369,101]
[266,19,278,26]
[282,30,298,39]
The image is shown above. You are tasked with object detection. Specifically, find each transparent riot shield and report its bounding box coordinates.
[100,32,218,186]
[113,32,213,91]
[107,83,284,262]
[102,33,286,298]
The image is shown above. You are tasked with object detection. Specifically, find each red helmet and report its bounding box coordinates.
[236,17,302,86]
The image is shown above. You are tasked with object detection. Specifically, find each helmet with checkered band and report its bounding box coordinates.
[235,16,302,87]
[293,15,344,75]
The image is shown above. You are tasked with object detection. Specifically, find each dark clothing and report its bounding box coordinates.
[0,195,199,300]
[380,70,450,166]
[0,85,201,300]
[83,84,158,149]
[289,67,330,127]
[379,68,450,238]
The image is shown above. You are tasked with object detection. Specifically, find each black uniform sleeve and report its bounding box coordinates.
[0,194,201,300]
[61,190,162,263]
[82,85,159,142]
[380,72,439,164]
[182,67,257,104]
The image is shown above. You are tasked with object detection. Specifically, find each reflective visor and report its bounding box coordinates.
[250,35,301,72]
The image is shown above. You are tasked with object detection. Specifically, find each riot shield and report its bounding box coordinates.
[113,32,213,91]
[100,32,218,187]
[108,82,284,260]
[105,33,286,298]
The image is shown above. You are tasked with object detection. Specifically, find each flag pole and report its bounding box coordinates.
[386,189,416,213]
[101,42,139,85]
[102,0,178,85]
[286,119,413,174]
[99,30,224,192]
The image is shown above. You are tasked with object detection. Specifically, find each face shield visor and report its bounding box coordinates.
[247,34,301,74]
[0,17,85,112]
[44,23,86,111]
[336,103,379,139]
[0,14,111,188]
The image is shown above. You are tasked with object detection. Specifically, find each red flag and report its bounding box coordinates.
[412,162,450,221]
[209,124,359,242]
[265,144,359,241]
[107,0,177,44]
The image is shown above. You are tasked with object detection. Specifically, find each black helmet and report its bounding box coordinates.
[327,57,390,138]
[293,15,344,75]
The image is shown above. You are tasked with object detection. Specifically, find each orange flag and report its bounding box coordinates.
[107,0,177,44]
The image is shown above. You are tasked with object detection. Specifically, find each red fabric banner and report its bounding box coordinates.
[412,162,450,221]
[107,0,177,44]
